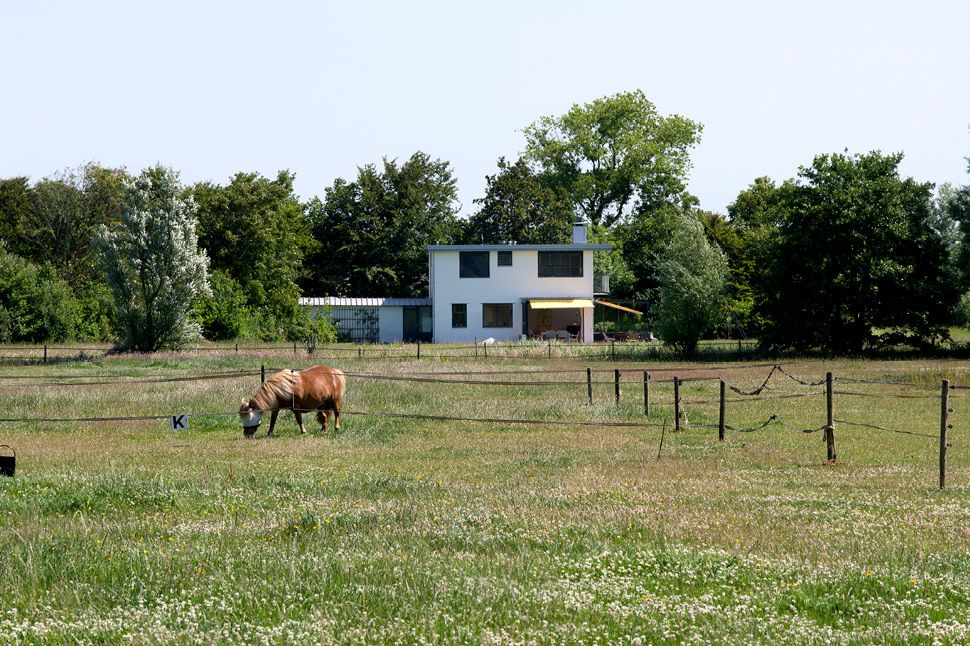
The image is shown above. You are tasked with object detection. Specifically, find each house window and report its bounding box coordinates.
[538,251,583,277]
[497,251,512,266]
[459,251,490,278]
[451,303,467,328]
[483,303,513,328]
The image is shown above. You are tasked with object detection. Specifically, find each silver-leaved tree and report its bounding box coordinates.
[655,212,728,357]
[99,165,210,351]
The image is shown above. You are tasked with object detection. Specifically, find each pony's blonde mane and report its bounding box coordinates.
[249,370,299,411]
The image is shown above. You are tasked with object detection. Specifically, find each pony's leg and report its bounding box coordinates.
[294,409,306,434]
[334,399,341,430]
[316,408,329,431]
[268,410,279,436]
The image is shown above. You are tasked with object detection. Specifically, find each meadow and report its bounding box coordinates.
[0,345,968,644]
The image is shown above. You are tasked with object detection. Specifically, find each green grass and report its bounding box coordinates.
[1,353,969,643]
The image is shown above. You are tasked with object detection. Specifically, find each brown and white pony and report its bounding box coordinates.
[239,365,346,437]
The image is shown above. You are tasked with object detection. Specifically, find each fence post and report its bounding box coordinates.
[643,371,650,416]
[475,337,479,358]
[611,340,616,362]
[941,379,950,490]
[484,342,488,358]
[825,371,837,462]
[674,377,681,431]
[738,339,742,354]
[358,347,362,360]
[719,379,726,441]
[235,342,238,353]
[43,344,47,363]
[587,367,593,405]
[260,364,265,384]
[614,369,621,405]
[417,340,421,360]
[548,339,551,359]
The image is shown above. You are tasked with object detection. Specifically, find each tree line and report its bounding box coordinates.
[1,89,968,355]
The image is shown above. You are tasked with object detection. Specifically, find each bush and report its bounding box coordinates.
[0,244,78,342]
[193,270,248,341]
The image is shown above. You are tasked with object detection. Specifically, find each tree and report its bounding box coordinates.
[463,157,573,244]
[0,177,31,256]
[0,242,78,343]
[98,166,210,352]
[719,178,789,336]
[758,151,957,352]
[654,212,728,356]
[305,152,461,297]
[193,171,312,338]
[15,165,128,282]
[523,89,702,227]
[616,204,687,298]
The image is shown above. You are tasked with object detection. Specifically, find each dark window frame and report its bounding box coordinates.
[497,251,513,266]
[482,303,513,328]
[451,303,467,328]
[538,251,583,277]
[459,251,490,278]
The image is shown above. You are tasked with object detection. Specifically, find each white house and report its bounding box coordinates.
[301,222,619,343]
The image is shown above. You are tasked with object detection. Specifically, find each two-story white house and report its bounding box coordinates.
[428,223,611,343]
[301,222,615,343]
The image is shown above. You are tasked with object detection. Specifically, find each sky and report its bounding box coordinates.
[2,0,968,217]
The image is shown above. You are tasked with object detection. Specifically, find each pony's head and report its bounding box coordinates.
[239,399,262,437]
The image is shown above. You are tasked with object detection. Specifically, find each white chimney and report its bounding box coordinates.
[572,221,587,244]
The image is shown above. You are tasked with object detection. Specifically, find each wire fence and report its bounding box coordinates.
[0,361,960,489]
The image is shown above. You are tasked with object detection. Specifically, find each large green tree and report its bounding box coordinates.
[654,212,728,356]
[523,89,702,227]
[305,152,461,297]
[0,177,31,256]
[463,157,572,244]
[193,171,312,336]
[2,165,127,282]
[757,151,957,352]
[99,166,210,352]
[714,177,789,336]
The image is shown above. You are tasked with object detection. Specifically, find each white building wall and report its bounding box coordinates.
[431,250,595,344]
[378,307,404,343]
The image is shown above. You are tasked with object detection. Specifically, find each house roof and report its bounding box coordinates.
[426,244,612,252]
[299,297,432,307]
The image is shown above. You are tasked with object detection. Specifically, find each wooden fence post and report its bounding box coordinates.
[643,371,650,416]
[825,371,837,462]
[235,342,238,353]
[484,342,488,358]
[674,377,681,431]
[417,340,421,360]
[548,339,551,359]
[614,369,621,405]
[358,347,362,360]
[941,379,950,490]
[587,367,593,405]
[475,338,479,358]
[719,379,726,442]
[260,364,265,384]
[43,344,47,364]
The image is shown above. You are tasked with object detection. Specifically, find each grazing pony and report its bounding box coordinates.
[239,365,346,437]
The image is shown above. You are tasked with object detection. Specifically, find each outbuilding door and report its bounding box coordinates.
[403,306,433,342]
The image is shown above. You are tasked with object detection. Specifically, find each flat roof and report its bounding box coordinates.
[427,244,612,252]
[300,297,432,307]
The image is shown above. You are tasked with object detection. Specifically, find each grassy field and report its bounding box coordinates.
[1,350,969,643]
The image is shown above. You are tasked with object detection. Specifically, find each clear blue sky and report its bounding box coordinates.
[2,0,968,216]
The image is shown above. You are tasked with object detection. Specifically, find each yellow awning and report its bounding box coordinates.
[528,298,595,310]
[594,299,643,315]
